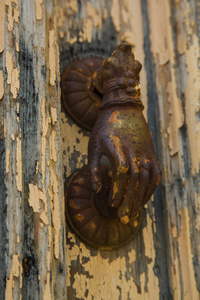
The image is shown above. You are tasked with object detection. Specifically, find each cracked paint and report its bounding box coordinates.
[0,71,4,100]
[36,0,43,20]
[5,0,19,32]
[0,0,5,53]
[16,136,22,192]
[5,254,23,300]
[6,149,10,174]
[6,51,20,99]
[66,213,160,299]
[49,29,56,86]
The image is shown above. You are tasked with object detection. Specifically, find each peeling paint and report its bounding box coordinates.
[5,254,22,300]
[28,184,40,213]
[6,149,10,174]
[177,207,199,299]
[6,51,20,99]
[86,2,102,30]
[66,213,160,299]
[0,71,4,100]
[16,136,22,191]
[36,0,43,20]
[50,130,57,162]
[49,30,56,86]
[5,0,19,31]
[43,250,52,299]
[167,83,184,156]
[0,0,5,53]
[51,107,57,125]
[49,166,61,259]
[111,0,120,32]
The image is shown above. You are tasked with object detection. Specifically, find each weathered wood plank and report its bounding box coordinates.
[146,0,200,298]
[0,0,67,299]
[58,1,170,299]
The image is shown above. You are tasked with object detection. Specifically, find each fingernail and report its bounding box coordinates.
[91,183,101,193]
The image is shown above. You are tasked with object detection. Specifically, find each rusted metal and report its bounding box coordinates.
[64,43,162,249]
[61,57,103,131]
[65,166,143,250]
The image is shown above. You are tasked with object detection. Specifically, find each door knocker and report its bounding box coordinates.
[61,43,162,250]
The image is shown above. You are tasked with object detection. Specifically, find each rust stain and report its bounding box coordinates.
[75,214,84,222]
[120,215,129,224]
[110,134,126,165]
[72,185,81,193]
[135,180,139,191]
[132,158,139,173]
[133,220,138,227]
[109,111,122,124]
[112,182,118,199]
[156,174,162,186]
[91,222,96,229]
[69,200,77,209]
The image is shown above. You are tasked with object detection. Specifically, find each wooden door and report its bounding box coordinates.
[1,0,200,299]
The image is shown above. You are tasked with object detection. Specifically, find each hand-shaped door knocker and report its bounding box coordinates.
[61,43,162,250]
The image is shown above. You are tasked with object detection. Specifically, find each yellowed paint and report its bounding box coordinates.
[66,211,159,299]
[11,67,20,99]
[41,97,50,184]
[10,133,15,140]
[5,254,22,300]
[111,0,120,32]
[86,2,102,30]
[65,0,78,16]
[82,19,93,43]
[5,0,19,31]
[40,211,49,225]
[185,34,200,174]
[49,166,61,259]
[0,0,5,53]
[51,106,57,125]
[28,184,40,213]
[6,50,20,99]
[50,130,57,162]
[28,183,49,228]
[49,30,56,86]
[16,136,22,191]
[121,0,148,111]
[16,41,19,52]
[6,51,12,84]
[0,71,4,100]
[36,0,43,20]
[61,112,89,177]
[6,149,10,174]
[177,207,199,299]
[43,250,52,299]
[56,5,64,28]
